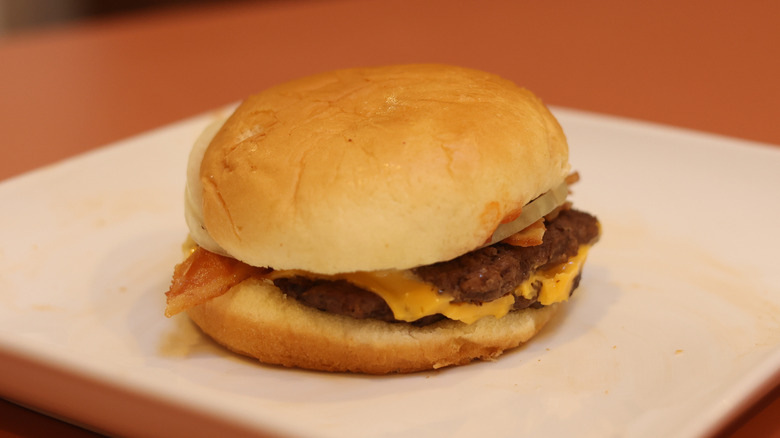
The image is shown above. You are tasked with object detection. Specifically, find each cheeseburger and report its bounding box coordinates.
[165,64,600,374]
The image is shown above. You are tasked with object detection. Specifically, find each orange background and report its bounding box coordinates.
[1,0,778,436]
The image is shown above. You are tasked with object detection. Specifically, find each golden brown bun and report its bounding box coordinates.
[199,64,570,274]
[186,277,559,374]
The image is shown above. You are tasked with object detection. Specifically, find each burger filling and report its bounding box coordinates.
[166,207,600,326]
[272,208,599,326]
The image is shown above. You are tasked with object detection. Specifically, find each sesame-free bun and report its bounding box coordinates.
[200,64,570,274]
[186,277,559,374]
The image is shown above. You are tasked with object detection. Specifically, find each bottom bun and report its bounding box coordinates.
[187,277,560,374]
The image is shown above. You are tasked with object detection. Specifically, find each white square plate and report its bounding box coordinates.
[1,107,779,438]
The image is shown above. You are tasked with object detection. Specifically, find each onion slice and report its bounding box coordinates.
[483,181,569,247]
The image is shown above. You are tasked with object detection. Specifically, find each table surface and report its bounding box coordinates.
[1,0,778,436]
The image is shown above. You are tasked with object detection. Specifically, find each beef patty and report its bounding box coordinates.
[273,209,599,325]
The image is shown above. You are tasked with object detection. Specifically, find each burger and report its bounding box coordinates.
[164,64,600,374]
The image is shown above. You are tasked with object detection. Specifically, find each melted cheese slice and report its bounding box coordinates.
[517,245,590,305]
[268,245,591,324]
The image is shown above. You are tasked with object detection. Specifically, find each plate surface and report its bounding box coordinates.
[1,108,779,438]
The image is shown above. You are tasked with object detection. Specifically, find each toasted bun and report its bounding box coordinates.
[198,64,570,273]
[186,277,559,374]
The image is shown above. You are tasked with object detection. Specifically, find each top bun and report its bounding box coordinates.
[199,64,570,274]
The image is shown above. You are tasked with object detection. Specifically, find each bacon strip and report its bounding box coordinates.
[565,171,580,186]
[164,247,263,317]
[501,218,546,247]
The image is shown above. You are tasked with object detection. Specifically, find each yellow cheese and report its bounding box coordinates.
[535,245,590,305]
[517,245,591,305]
[336,270,452,322]
[442,294,515,324]
[343,270,516,324]
[182,236,198,256]
[267,245,590,324]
